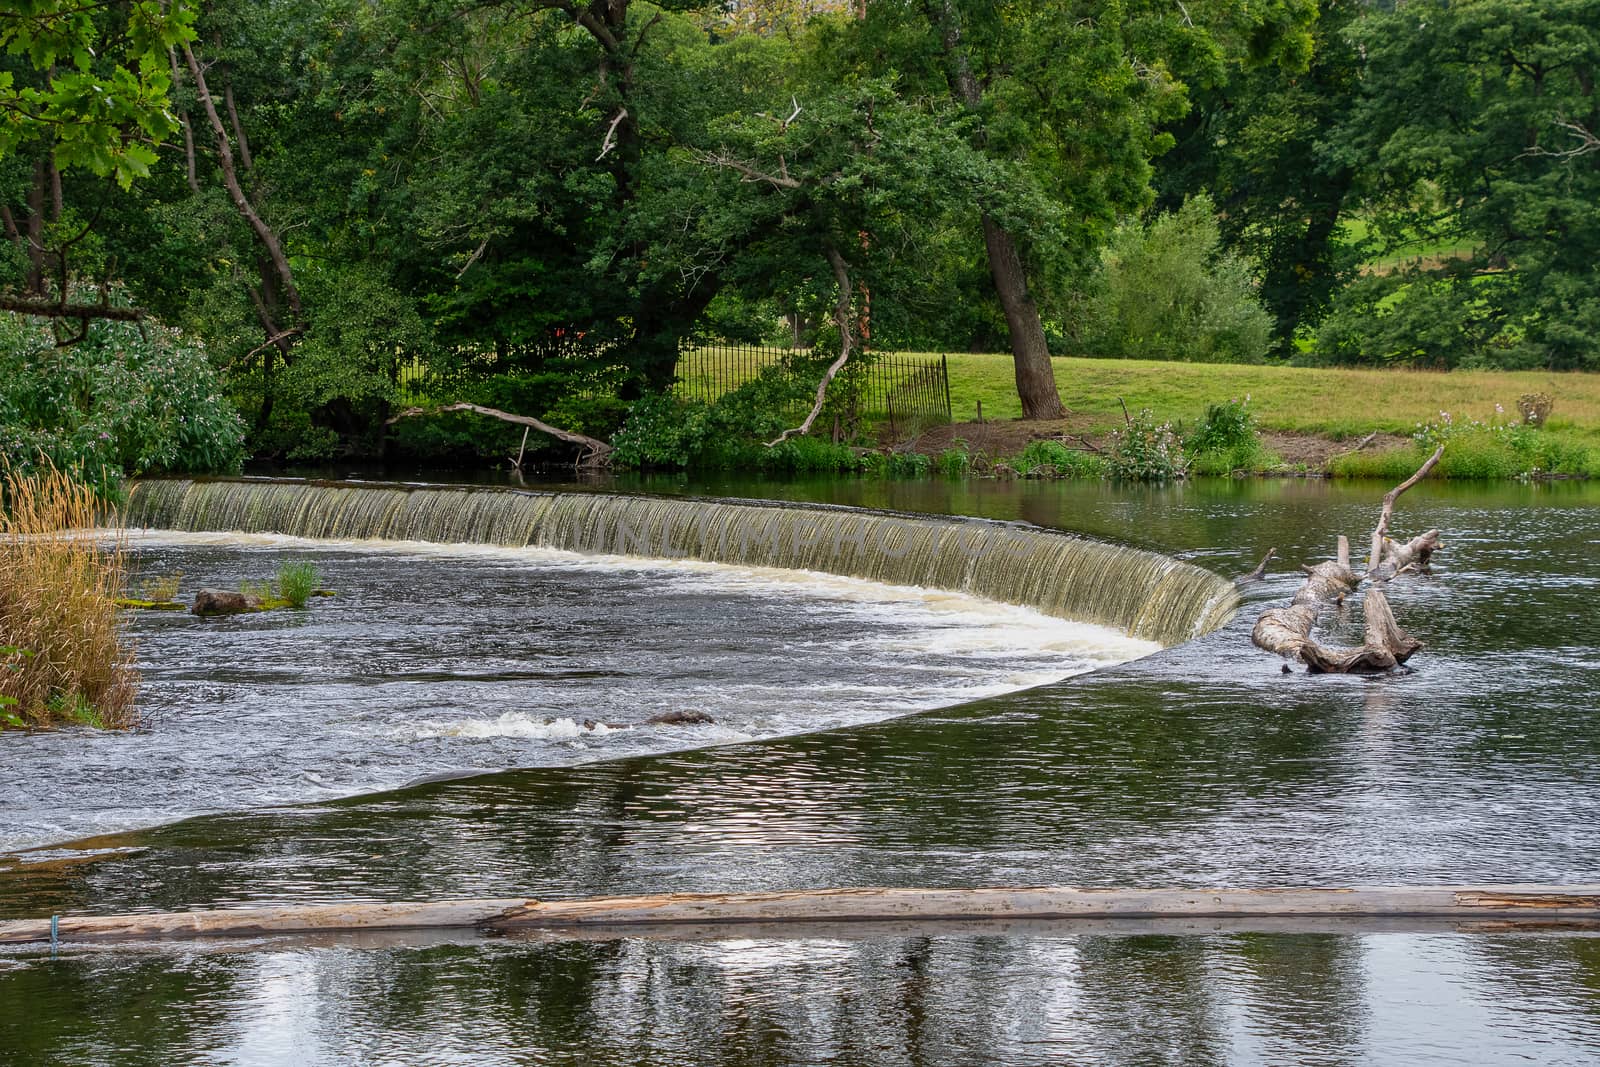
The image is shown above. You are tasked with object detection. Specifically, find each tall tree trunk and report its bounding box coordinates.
[168,47,202,194]
[930,0,1065,419]
[981,216,1064,418]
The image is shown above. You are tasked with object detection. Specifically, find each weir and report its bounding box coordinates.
[124,478,1238,646]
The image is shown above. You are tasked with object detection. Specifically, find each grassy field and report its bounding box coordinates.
[941,353,1600,442]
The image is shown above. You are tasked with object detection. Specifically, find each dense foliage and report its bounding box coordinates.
[0,312,245,496]
[0,0,1593,471]
[1076,196,1274,364]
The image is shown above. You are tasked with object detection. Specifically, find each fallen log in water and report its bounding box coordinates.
[4,885,1600,945]
[1253,446,1443,673]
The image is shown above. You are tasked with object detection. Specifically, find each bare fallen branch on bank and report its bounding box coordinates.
[388,402,612,468]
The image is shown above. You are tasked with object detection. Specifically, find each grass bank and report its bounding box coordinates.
[941,353,1600,439]
[920,353,1599,480]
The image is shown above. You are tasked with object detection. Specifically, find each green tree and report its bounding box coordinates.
[1327,0,1600,368]
[1156,0,1365,347]
[1079,194,1274,364]
[0,0,196,320]
[841,0,1314,417]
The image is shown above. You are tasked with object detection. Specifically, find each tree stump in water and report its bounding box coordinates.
[1252,446,1443,673]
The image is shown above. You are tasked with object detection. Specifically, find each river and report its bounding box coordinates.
[2,475,1597,1065]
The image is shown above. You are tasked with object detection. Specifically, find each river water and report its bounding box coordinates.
[3,475,1599,1065]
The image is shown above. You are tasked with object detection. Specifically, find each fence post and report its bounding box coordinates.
[941,354,952,419]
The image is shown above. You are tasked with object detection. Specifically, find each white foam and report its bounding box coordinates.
[409,713,616,740]
[128,528,1161,666]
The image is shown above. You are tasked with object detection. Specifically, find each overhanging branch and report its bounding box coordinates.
[0,296,142,322]
[388,402,613,468]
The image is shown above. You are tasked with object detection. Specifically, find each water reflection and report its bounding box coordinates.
[5,930,1600,1065]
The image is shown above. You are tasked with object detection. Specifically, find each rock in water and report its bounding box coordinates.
[191,589,262,617]
[645,710,715,726]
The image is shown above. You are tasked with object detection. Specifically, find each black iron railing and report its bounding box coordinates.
[395,339,952,436]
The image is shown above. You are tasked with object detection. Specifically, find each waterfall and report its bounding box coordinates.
[125,478,1238,646]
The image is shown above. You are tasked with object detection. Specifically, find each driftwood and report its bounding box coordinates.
[5,885,1600,945]
[1253,446,1443,673]
[388,402,613,468]
[1366,444,1445,575]
[1236,547,1276,585]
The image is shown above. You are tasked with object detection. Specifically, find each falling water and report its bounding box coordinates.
[124,478,1237,645]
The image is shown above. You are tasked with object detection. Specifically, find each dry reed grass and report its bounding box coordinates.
[0,464,138,729]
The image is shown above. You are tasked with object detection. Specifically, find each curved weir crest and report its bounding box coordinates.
[125,478,1238,646]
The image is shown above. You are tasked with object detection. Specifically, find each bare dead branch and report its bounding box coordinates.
[1340,431,1379,456]
[182,41,303,323]
[768,244,856,447]
[1366,444,1445,574]
[388,402,613,468]
[455,236,490,279]
[1236,548,1277,586]
[696,149,803,189]
[1519,117,1600,160]
[238,327,305,364]
[596,108,628,162]
[1254,447,1444,673]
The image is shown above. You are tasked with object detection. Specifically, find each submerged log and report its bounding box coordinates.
[1253,446,1444,673]
[5,885,1600,945]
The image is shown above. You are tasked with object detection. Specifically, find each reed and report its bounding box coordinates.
[0,464,138,729]
[276,561,320,608]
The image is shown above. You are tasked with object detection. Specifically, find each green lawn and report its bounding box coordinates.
[1341,216,1477,275]
[940,353,1600,441]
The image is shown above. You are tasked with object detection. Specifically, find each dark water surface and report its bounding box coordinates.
[3,476,1599,1065]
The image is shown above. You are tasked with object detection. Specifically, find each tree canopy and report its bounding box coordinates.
[1,0,1594,472]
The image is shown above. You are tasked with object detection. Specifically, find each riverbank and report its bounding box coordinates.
[894,354,1600,479]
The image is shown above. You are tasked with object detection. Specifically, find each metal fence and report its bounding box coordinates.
[674,341,952,431]
[396,338,953,436]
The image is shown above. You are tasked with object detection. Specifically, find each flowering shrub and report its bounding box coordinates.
[1109,408,1188,481]
[0,311,246,497]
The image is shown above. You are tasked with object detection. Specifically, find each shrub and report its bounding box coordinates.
[610,393,714,469]
[0,465,137,729]
[1517,393,1552,428]
[0,310,247,498]
[1108,409,1188,481]
[612,361,819,470]
[276,561,321,608]
[135,573,183,603]
[1076,195,1275,364]
[1010,439,1107,479]
[1184,397,1272,474]
[1186,397,1256,454]
[861,451,932,477]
